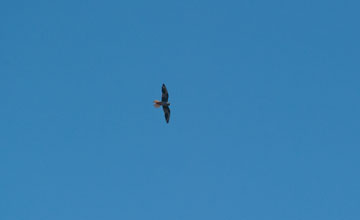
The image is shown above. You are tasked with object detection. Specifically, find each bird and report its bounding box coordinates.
[153,84,171,123]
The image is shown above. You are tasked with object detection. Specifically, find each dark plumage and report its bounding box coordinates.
[162,84,169,102]
[153,84,171,123]
[163,105,170,123]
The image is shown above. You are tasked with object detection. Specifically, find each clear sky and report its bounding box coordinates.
[1,0,359,219]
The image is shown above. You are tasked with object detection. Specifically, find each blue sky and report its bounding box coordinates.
[1,0,359,219]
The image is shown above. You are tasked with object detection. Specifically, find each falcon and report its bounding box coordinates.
[153,84,171,123]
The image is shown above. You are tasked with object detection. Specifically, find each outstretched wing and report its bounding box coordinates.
[163,106,170,123]
[161,84,169,102]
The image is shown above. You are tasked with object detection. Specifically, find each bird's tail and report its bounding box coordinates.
[153,100,161,108]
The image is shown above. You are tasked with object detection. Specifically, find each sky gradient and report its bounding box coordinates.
[1,0,360,219]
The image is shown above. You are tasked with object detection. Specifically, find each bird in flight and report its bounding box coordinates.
[153,84,171,123]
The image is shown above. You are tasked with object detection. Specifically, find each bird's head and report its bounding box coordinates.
[167,102,171,106]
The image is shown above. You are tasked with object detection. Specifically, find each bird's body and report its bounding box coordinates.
[153,84,171,123]
[153,101,170,107]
